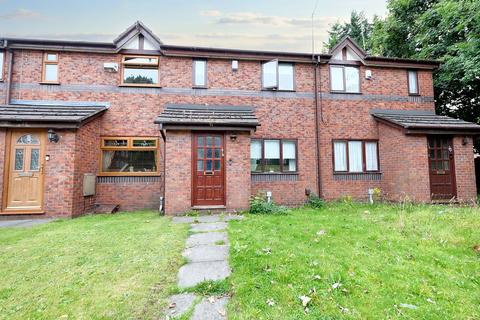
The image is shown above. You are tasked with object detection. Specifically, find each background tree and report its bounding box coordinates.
[325,0,480,150]
[323,11,374,52]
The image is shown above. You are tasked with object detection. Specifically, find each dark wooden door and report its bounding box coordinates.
[192,133,225,206]
[428,136,457,200]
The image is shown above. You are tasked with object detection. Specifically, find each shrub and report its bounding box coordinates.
[307,193,325,209]
[249,194,289,215]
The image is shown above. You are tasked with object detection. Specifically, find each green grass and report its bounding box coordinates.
[0,211,188,320]
[228,203,480,319]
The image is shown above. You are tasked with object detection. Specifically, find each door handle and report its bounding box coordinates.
[204,171,214,176]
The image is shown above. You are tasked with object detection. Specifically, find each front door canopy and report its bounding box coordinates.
[155,104,259,132]
[370,109,480,135]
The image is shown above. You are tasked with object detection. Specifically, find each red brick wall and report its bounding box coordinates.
[44,129,76,216]
[226,132,250,211]
[72,118,101,216]
[378,123,430,202]
[164,131,192,214]
[96,181,162,211]
[453,136,477,202]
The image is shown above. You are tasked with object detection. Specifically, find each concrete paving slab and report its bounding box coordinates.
[165,293,197,318]
[183,245,229,263]
[197,215,221,223]
[191,297,228,320]
[190,222,227,233]
[178,260,231,288]
[172,216,196,224]
[0,219,53,228]
[186,232,228,248]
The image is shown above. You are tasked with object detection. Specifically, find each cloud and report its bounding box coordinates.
[212,12,340,28]
[199,10,222,17]
[0,8,44,21]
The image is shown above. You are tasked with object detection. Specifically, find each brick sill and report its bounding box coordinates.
[330,91,362,95]
[251,172,298,175]
[39,82,60,85]
[333,172,382,175]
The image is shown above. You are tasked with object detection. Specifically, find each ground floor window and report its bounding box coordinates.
[100,137,159,175]
[251,139,297,173]
[333,140,379,173]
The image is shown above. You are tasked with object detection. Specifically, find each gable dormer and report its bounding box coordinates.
[329,36,366,64]
[113,21,163,52]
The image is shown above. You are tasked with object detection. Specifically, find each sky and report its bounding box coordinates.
[0,0,388,52]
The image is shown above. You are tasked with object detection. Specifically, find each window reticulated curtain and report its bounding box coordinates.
[334,142,347,171]
[408,71,418,94]
[282,140,296,171]
[345,67,359,92]
[250,140,262,172]
[330,66,344,91]
[348,141,363,172]
[102,151,115,172]
[365,142,378,171]
[264,140,280,172]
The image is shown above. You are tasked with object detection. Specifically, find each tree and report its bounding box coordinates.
[325,0,480,150]
[323,11,374,52]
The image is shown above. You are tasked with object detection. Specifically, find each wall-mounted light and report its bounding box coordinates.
[462,137,469,145]
[365,69,372,80]
[48,129,59,143]
[230,134,237,142]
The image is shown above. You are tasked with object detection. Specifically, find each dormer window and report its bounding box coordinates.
[408,70,419,95]
[193,59,207,88]
[262,60,294,91]
[121,55,159,86]
[0,51,4,80]
[330,65,360,93]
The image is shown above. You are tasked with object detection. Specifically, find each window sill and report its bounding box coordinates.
[333,171,382,175]
[333,172,382,181]
[408,93,421,96]
[98,173,161,177]
[39,81,60,85]
[192,86,208,89]
[330,91,362,95]
[118,84,162,88]
[261,88,296,92]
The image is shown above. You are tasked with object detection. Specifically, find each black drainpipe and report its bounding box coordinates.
[160,127,166,214]
[313,56,322,197]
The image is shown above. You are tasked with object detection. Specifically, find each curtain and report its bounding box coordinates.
[365,142,378,171]
[348,141,363,172]
[345,67,359,93]
[408,71,418,94]
[264,140,280,159]
[282,141,296,171]
[330,66,344,91]
[102,151,115,172]
[334,142,347,171]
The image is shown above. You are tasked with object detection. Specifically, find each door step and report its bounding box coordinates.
[191,205,227,214]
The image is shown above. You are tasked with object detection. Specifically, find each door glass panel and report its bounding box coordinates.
[206,160,212,171]
[444,161,449,170]
[197,160,204,171]
[214,148,221,158]
[437,161,443,170]
[430,160,436,170]
[197,148,204,159]
[214,137,221,147]
[15,149,24,171]
[206,149,213,158]
[30,149,40,171]
[17,134,40,145]
[443,150,449,159]
[214,160,221,170]
[437,150,442,159]
[429,149,435,159]
[206,137,213,146]
[428,139,434,148]
[197,137,204,146]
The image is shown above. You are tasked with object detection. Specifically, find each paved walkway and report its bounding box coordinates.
[0,218,54,228]
[165,214,243,320]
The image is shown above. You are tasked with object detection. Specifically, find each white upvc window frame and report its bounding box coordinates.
[261,59,295,91]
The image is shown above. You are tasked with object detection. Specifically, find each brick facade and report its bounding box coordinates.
[0,27,477,216]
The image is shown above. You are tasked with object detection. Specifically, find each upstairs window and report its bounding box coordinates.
[0,51,4,80]
[100,137,159,176]
[262,60,294,91]
[193,60,207,87]
[121,56,159,86]
[330,65,360,93]
[408,70,419,95]
[251,139,297,173]
[333,140,379,173]
[42,52,58,83]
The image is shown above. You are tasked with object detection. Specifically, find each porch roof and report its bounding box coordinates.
[370,109,480,135]
[0,102,108,128]
[155,104,259,131]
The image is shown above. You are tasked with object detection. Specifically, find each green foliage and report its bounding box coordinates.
[249,194,289,215]
[325,0,480,150]
[306,193,325,209]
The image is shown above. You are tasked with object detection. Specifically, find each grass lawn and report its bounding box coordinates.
[0,212,188,320]
[228,203,480,319]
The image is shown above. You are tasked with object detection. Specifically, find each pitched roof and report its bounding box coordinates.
[155,104,259,131]
[329,36,367,58]
[113,20,163,50]
[370,109,480,134]
[0,103,108,128]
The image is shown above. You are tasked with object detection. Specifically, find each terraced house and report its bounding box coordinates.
[0,21,478,217]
